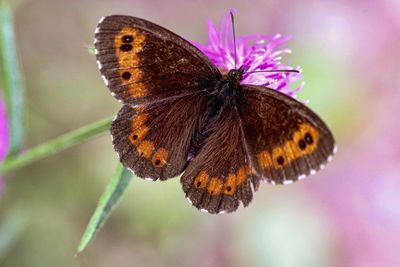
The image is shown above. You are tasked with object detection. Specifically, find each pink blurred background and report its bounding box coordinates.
[0,0,399,266]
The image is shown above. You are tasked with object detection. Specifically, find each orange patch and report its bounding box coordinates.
[115,28,145,67]
[246,164,253,175]
[129,125,148,145]
[271,146,288,169]
[137,140,154,158]
[207,177,223,196]
[284,140,300,162]
[236,167,247,185]
[131,113,148,130]
[284,123,320,159]
[256,123,321,171]
[194,171,209,189]
[223,174,236,195]
[298,123,320,153]
[128,83,147,99]
[152,148,168,167]
[115,28,147,99]
[257,150,273,170]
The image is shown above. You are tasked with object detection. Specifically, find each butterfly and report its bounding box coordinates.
[94,15,336,214]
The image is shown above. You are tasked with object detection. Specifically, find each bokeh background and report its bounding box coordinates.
[1,0,400,266]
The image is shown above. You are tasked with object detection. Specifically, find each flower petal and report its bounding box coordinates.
[193,11,303,98]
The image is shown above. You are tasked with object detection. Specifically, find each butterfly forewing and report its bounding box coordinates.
[239,85,336,184]
[181,103,259,214]
[94,15,220,105]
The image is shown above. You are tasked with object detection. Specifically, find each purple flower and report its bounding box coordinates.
[0,95,8,195]
[193,10,303,98]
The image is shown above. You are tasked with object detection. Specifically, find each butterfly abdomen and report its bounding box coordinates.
[188,77,242,161]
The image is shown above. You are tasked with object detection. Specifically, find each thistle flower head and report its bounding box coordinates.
[193,11,303,97]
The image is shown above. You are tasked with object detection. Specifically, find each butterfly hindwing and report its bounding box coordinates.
[181,103,260,214]
[94,15,220,105]
[111,93,210,180]
[239,85,336,184]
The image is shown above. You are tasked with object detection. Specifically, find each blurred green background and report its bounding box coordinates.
[1,0,400,266]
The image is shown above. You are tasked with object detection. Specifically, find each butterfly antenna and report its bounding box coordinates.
[230,11,237,70]
[245,69,300,74]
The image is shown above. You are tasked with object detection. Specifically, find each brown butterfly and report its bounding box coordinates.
[94,15,336,214]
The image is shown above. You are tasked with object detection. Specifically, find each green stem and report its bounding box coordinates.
[0,1,25,155]
[0,117,113,174]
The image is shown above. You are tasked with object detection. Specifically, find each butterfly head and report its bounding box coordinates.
[227,66,246,83]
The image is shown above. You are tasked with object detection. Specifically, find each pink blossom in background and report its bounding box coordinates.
[311,92,400,267]
[192,11,303,98]
[0,95,8,195]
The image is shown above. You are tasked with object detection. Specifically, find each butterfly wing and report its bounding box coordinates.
[111,92,212,180]
[98,15,222,180]
[181,103,260,214]
[239,85,336,184]
[94,15,220,105]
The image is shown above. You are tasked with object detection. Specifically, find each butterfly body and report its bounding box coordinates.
[95,15,336,214]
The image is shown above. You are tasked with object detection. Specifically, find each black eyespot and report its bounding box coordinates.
[122,72,131,80]
[155,159,161,166]
[298,139,307,150]
[305,133,313,144]
[226,186,231,192]
[277,156,285,165]
[120,44,133,52]
[196,181,202,187]
[133,135,138,140]
[122,35,133,43]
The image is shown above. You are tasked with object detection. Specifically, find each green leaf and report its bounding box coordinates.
[0,208,29,259]
[0,1,25,155]
[77,163,133,253]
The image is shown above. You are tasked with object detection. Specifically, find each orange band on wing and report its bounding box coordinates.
[114,28,147,98]
[257,123,320,170]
